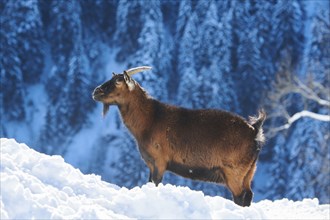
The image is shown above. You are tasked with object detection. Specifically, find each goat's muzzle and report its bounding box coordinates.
[92,86,104,101]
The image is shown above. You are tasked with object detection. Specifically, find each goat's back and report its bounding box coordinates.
[157,104,257,166]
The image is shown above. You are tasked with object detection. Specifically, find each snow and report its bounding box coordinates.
[1,138,329,220]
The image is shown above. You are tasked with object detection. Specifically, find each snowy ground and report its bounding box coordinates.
[1,138,329,219]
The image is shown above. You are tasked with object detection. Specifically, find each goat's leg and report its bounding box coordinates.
[149,160,167,186]
[148,171,152,182]
[233,191,246,206]
[141,147,166,186]
[229,185,246,207]
[140,150,157,184]
[144,160,154,183]
[146,163,161,185]
[225,170,246,207]
[147,167,163,185]
[151,166,163,186]
[243,189,253,207]
[147,167,163,186]
[145,162,164,185]
[242,161,257,206]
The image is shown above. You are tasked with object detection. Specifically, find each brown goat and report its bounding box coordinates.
[92,66,266,207]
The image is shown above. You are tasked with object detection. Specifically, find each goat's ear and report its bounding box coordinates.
[123,71,135,91]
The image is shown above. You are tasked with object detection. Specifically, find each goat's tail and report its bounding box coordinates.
[249,109,266,147]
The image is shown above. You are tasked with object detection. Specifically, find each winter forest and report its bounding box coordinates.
[1,0,329,204]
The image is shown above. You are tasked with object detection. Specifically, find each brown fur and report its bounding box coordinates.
[92,73,266,207]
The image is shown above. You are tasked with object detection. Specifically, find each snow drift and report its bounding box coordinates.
[1,138,329,219]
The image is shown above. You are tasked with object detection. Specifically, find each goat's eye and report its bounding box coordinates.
[115,78,123,85]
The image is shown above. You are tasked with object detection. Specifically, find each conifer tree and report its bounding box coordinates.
[195,2,238,111]
[129,0,170,100]
[306,5,330,84]
[272,0,305,67]
[177,14,200,108]
[267,3,330,204]
[40,0,93,154]
[115,0,143,62]
[1,0,44,120]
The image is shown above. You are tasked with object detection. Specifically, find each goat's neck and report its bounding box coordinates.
[118,89,154,139]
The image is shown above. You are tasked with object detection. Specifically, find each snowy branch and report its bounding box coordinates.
[268,110,330,137]
[293,77,330,107]
[267,69,330,137]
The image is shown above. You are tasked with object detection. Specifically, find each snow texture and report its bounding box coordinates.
[1,138,329,219]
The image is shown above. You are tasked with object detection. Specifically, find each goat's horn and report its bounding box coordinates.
[125,66,152,76]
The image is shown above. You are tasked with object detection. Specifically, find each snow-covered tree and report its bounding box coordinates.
[266,4,330,201]
[132,1,169,96]
[80,0,117,40]
[169,0,193,97]
[175,0,192,43]
[267,117,330,204]
[306,4,330,84]
[285,118,329,203]
[80,0,117,74]
[115,0,171,100]
[271,0,305,68]
[0,47,25,120]
[231,1,265,115]
[114,0,143,63]
[47,0,80,67]
[1,0,44,84]
[1,0,44,120]
[40,0,94,154]
[195,2,238,111]
[177,14,201,108]
[254,1,278,77]
[66,48,94,130]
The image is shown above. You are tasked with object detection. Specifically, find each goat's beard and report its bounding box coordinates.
[103,104,110,118]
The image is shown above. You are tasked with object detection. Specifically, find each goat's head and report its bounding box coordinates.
[92,66,152,116]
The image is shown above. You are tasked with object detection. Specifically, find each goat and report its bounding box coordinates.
[92,66,266,207]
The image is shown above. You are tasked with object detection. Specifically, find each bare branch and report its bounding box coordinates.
[293,76,330,107]
[288,110,330,123]
[266,66,330,138]
[267,110,330,138]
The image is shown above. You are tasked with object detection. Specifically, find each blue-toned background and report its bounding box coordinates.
[1,0,329,203]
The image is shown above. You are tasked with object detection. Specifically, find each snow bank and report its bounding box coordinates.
[1,138,329,219]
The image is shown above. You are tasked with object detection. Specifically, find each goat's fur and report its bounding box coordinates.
[92,71,266,207]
